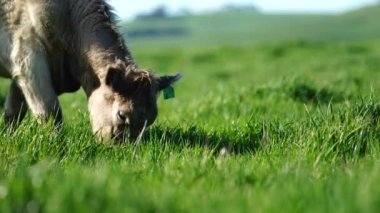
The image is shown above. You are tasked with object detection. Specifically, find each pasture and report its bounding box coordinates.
[1,5,380,212]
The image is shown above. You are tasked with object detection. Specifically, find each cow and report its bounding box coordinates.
[0,0,181,141]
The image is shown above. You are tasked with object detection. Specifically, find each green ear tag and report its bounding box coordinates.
[163,86,175,100]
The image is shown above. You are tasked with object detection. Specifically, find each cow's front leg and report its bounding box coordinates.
[4,81,28,125]
[10,41,62,126]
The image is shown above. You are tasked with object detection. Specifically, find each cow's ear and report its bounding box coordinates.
[157,73,183,91]
[106,68,122,86]
[105,68,135,93]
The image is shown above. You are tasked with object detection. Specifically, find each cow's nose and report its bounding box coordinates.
[116,111,129,124]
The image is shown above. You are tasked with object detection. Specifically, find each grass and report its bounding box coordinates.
[0,38,379,212]
[2,5,380,211]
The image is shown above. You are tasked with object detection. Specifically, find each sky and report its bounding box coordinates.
[109,0,378,20]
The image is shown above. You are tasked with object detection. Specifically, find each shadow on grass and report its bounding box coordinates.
[290,83,345,105]
[143,124,271,156]
[0,94,6,110]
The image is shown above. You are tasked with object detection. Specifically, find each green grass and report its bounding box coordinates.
[0,39,380,212]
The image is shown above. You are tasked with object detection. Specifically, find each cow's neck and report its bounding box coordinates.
[71,1,135,97]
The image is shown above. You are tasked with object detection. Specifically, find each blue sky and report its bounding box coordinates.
[109,0,378,19]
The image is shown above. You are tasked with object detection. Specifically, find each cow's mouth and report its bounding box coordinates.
[112,132,124,141]
[112,126,129,142]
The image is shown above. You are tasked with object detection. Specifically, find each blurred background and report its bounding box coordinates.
[111,0,378,19]
[108,0,380,49]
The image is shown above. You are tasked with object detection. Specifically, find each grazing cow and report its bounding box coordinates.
[0,0,181,141]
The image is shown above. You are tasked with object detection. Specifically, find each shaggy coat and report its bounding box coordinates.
[0,0,181,140]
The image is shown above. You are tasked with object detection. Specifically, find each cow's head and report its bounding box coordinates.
[88,66,182,142]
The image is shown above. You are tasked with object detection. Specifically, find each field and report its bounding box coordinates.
[1,5,380,213]
[122,5,380,48]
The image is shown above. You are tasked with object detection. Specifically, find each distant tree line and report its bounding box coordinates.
[222,4,259,12]
[135,3,259,20]
[136,6,169,20]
